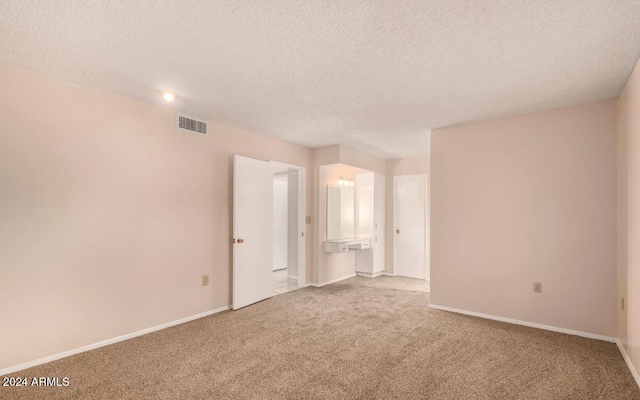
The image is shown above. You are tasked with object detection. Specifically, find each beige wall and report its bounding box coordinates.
[0,63,313,370]
[618,59,640,373]
[431,100,618,337]
[339,145,386,174]
[384,155,430,273]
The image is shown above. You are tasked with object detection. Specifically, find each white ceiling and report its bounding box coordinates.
[1,1,639,159]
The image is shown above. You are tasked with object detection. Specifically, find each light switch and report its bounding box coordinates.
[306,216,311,224]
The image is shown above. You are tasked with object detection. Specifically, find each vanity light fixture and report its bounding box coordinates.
[337,177,354,187]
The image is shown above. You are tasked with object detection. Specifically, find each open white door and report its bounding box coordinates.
[233,155,274,310]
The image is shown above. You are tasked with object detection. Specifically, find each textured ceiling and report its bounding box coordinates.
[1,1,640,159]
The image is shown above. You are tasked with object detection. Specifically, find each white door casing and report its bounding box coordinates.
[233,155,274,310]
[394,174,428,280]
[273,175,289,271]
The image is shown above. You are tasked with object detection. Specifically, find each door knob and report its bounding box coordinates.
[396,229,400,234]
[237,238,244,243]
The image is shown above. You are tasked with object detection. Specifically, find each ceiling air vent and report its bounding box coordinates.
[177,114,207,135]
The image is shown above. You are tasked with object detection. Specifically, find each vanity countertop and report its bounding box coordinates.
[324,238,370,252]
[325,237,362,243]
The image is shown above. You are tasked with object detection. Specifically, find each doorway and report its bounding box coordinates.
[271,169,302,296]
[393,174,429,280]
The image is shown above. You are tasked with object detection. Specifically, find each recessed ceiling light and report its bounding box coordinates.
[161,91,176,102]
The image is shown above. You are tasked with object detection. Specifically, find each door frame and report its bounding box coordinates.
[269,161,306,288]
[272,172,290,272]
[393,173,429,280]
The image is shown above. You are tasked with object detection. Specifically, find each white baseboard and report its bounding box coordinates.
[356,271,384,278]
[428,304,616,343]
[308,274,357,287]
[381,272,396,277]
[617,340,640,388]
[287,275,298,280]
[0,305,230,376]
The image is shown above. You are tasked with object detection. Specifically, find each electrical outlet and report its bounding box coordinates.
[622,297,625,311]
[533,282,542,293]
[202,274,209,286]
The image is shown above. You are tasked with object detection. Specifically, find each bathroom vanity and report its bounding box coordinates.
[323,171,385,277]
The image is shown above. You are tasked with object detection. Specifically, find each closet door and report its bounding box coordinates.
[394,174,427,280]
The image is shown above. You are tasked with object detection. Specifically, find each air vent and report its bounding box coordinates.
[177,114,207,135]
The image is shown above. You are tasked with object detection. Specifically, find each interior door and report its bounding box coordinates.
[233,155,273,310]
[395,174,427,280]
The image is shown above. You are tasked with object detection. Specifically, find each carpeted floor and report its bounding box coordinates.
[2,276,638,400]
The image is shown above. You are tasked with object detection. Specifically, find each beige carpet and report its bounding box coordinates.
[350,275,430,292]
[2,276,638,400]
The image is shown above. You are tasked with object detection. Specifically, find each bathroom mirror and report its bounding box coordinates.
[326,186,355,240]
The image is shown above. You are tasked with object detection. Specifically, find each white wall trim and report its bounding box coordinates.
[0,306,230,376]
[381,272,396,276]
[287,275,299,280]
[356,271,384,278]
[617,340,640,388]
[308,273,357,287]
[428,304,616,343]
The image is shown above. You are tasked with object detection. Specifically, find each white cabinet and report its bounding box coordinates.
[355,172,385,277]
